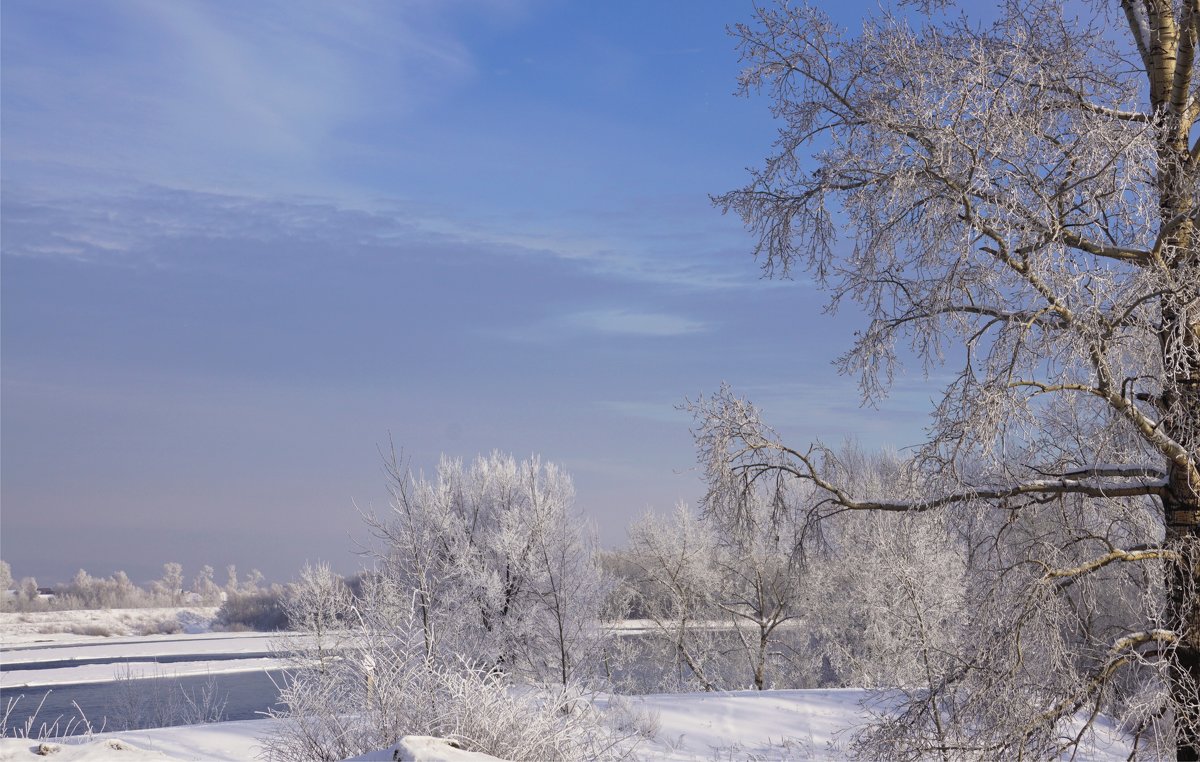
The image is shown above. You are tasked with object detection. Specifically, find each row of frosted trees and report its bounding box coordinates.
[0,559,268,611]
[269,443,1170,759]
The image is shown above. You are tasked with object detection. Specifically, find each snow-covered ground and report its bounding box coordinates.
[0,614,1134,760]
[0,689,1133,761]
[0,692,874,761]
[0,608,221,647]
[0,719,275,761]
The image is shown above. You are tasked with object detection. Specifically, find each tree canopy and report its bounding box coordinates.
[701,0,1198,756]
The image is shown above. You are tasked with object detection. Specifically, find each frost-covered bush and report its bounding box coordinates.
[216,588,288,631]
[280,561,351,671]
[262,589,642,761]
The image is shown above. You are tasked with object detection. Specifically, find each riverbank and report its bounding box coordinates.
[0,608,222,647]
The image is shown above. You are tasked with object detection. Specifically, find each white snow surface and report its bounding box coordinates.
[0,719,275,761]
[0,609,221,647]
[0,726,501,762]
[344,736,505,761]
[0,689,1134,761]
[0,737,176,761]
[0,657,283,689]
[634,688,867,759]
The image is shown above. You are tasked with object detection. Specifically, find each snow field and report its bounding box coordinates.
[0,609,222,648]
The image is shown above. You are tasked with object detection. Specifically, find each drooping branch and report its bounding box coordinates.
[1060,464,1169,479]
[1007,377,1197,479]
[1024,629,1180,737]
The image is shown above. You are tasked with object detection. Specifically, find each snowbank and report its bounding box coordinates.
[0,608,220,647]
[347,689,1130,761]
[0,727,498,762]
[345,737,504,762]
[635,688,866,759]
[0,720,274,762]
[0,738,174,761]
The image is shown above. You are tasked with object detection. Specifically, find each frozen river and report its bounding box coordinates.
[0,670,286,736]
[1,632,289,735]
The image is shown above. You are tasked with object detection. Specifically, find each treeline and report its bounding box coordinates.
[0,559,274,612]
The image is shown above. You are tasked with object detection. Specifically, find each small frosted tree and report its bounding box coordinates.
[192,565,220,604]
[19,577,39,604]
[521,492,614,686]
[244,568,265,594]
[283,561,352,674]
[622,495,813,692]
[707,491,809,691]
[225,564,238,596]
[68,569,100,608]
[109,571,139,607]
[0,560,11,611]
[624,504,726,692]
[152,563,184,606]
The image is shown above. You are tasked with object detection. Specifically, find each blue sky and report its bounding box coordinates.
[1,0,936,585]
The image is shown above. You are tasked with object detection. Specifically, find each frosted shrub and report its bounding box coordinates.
[216,588,288,631]
[262,599,642,761]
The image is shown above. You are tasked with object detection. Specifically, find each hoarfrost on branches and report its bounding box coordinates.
[703,0,1199,757]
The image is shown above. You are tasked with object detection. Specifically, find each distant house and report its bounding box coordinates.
[36,587,56,600]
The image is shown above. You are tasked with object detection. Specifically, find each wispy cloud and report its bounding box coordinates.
[563,309,707,337]
[0,185,770,297]
[415,198,772,291]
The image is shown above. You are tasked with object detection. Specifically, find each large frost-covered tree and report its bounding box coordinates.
[702,0,1198,757]
[363,450,612,686]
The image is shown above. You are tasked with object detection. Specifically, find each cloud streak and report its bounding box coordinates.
[1,184,770,294]
[563,309,707,337]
